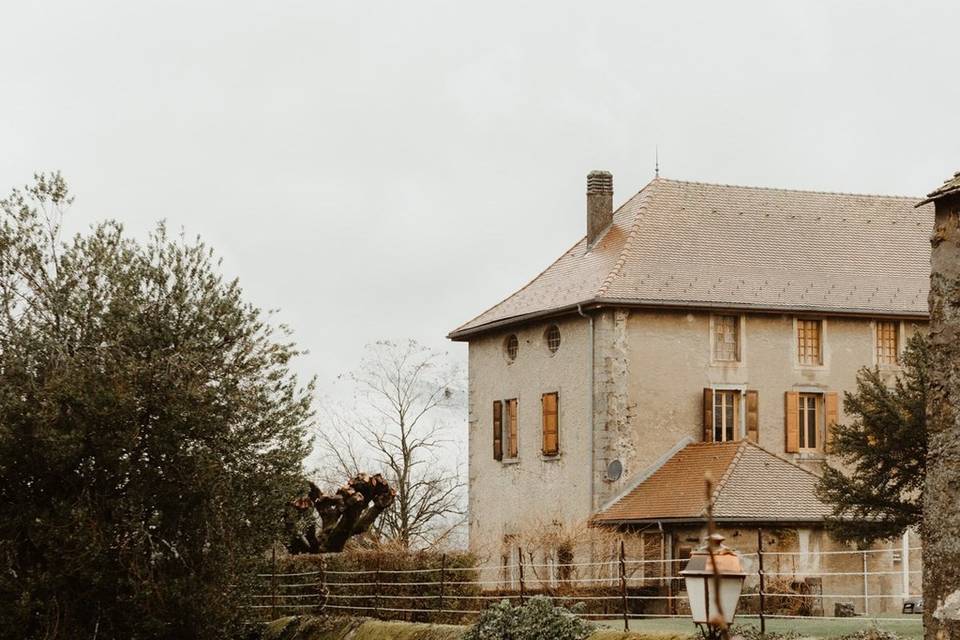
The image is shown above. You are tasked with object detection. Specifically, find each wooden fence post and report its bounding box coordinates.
[518,546,525,605]
[757,528,766,637]
[374,557,382,619]
[271,543,278,620]
[862,551,869,616]
[619,539,629,632]
[318,554,327,612]
[438,553,446,617]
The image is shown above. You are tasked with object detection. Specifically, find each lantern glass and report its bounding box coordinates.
[683,574,745,624]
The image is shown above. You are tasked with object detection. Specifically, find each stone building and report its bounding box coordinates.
[447,172,930,614]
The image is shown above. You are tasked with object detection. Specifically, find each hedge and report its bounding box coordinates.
[258,551,662,624]
[271,550,481,624]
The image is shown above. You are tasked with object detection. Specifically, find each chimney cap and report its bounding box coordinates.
[587,170,613,195]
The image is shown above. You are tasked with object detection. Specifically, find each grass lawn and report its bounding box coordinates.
[593,615,923,639]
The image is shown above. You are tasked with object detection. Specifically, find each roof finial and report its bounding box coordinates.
[655,145,660,178]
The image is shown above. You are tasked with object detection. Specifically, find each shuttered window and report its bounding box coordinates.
[702,388,714,442]
[797,319,823,365]
[876,321,899,365]
[542,392,559,456]
[493,400,503,461]
[798,393,818,450]
[704,389,757,443]
[785,391,800,453]
[745,390,759,443]
[506,398,518,459]
[713,315,740,362]
[713,390,739,442]
[825,392,839,452]
[785,391,835,453]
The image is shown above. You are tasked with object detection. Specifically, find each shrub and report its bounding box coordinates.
[726,625,799,640]
[834,629,902,640]
[259,616,463,640]
[463,596,590,640]
[0,175,312,640]
[737,577,817,616]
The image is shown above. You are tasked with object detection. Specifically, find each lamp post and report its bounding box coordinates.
[680,533,746,640]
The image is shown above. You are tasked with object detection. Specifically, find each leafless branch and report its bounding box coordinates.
[315,339,465,548]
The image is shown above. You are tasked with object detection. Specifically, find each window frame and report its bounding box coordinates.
[713,389,741,442]
[504,334,519,362]
[795,318,825,367]
[711,314,742,364]
[544,325,561,355]
[874,320,900,367]
[797,392,822,452]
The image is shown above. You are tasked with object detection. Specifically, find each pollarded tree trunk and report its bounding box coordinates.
[921,172,960,639]
[287,473,396,554]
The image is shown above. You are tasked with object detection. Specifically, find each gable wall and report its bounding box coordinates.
[466,315,593,562]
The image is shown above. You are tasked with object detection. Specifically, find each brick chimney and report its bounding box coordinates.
[586,170,613,248]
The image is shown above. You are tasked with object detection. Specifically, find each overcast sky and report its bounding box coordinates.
[2,1,958,400]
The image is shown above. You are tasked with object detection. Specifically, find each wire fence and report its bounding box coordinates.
[246,536,923,627]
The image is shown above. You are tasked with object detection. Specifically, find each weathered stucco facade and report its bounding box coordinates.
[468,310,922,533]
[467,316,592,559]
[602,310,921,502]
[466,310,923,612]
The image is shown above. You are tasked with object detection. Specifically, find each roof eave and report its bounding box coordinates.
[593,516,830,527]
[448,298,928,341]
[593,298,929,319]
[917,189,960,207]
[447,301,600,341]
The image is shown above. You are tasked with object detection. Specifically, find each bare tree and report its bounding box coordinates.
[317,340,465,549]
[512,518,622,587]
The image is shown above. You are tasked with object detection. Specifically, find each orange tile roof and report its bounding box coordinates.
[593,440,832,525]
[450,178,931,339]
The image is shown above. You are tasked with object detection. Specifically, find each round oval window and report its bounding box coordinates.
[504,334,519,361]
[545,325,561,354]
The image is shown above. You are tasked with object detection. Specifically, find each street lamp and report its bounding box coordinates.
[681,533,746,638]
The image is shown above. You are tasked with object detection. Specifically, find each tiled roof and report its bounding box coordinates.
[593,441,833,524]
[450,178,932,338]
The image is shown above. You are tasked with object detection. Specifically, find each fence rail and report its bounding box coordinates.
[247,539,924,625]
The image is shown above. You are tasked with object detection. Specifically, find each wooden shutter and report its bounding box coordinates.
[785,391,800,453]
[493,400,503,461]
[507,399,518,459]
[702,388,714,443]
[745,390,759,443]
[825,392,839,452]
[542,392,559,456]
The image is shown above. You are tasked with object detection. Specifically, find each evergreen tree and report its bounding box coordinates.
[0,174,313,639]
[816,332,928,546]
